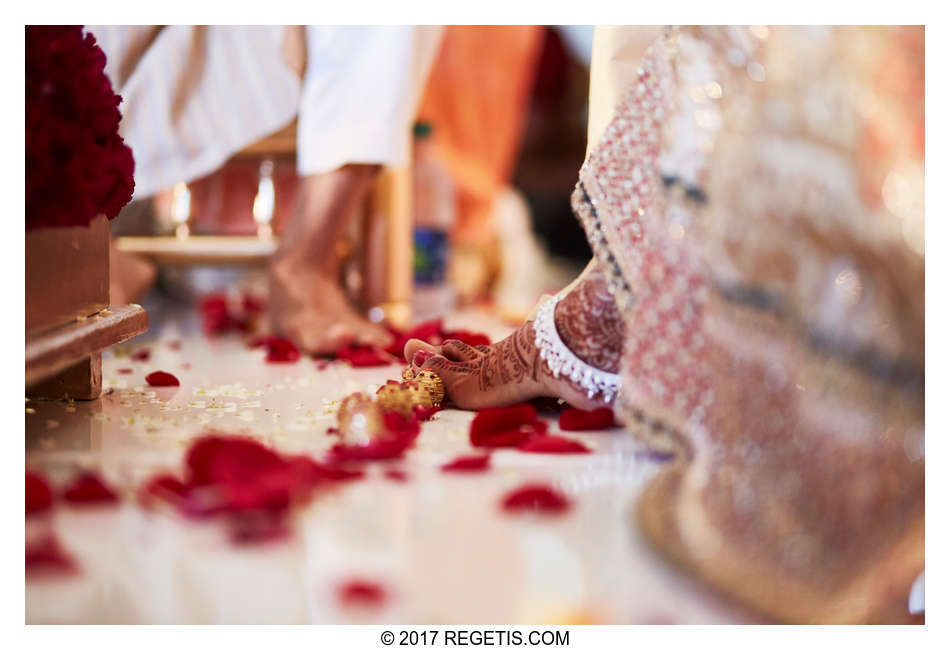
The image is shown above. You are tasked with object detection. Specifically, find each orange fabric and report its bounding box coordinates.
[416,26,544,245]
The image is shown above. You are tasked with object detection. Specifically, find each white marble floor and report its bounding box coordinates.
[25,305,754,624]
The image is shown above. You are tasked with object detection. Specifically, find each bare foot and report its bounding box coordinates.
[404,264,623,410]
[267,164,393,355]
[269,258,392,355]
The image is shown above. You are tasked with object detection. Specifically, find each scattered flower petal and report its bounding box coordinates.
[440,454,491,473]
[335,345,398,367]
[500,483,571,515]
[26,471,53,516]
[130,348,151,362]
[383,468,409,482]
[26,533,77,575]
[328,411,420,462]
[145,370,180,387]
[470,404,547,448]
[138,473,190,509]
[199,293,263,336]
[558,407,617,431]
[250,336,301,363]
[116,368,133,375]
[228,510,290,544]
[383,320,491,361]
[140,433,363,544]
[441,329,492,348]
[518,434,591,454]
[61,472,119,505]
[338,579,388,608]
[412,404,442,421]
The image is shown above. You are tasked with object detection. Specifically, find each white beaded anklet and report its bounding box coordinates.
[532,295,621,403]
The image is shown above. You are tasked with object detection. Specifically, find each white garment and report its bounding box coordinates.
[88,25,442,199]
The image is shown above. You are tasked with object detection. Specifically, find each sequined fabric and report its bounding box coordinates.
[577,26,924,623]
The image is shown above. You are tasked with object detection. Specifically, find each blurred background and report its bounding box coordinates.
[109,26,600,330]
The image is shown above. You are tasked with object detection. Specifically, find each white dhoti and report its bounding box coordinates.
[88,25,442,199]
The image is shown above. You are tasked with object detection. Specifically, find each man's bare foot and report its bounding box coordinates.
[404,263,623,410]
[269,258,392,355]
[267,164,393,355]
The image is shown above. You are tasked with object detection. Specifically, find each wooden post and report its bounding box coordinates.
[364,166,413,329]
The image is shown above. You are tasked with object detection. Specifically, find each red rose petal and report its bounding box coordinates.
[116,368,133,375]
[440,454,491,473]
[383,319,492,362]
[284,455,365,484]
[61,472,119,505]
[251,336,300,363]
[26,471,53,516]
[471,403,539,434]
[383,468,409,482]
[412,404,442,421]
[26,533,77,575]
[384,319,445,360]
[470,404,548,448]
[228,510,290,544]
[141,434,365,543]
[335,345,397,367]
[441,329,492,348]
[328,411,421,462]
[518,434,591,454]
[338,579,388,608]
[130,348,151,362]
[138,473,190,509]
[500,483,571,515]
[145,370,180,387]
[242,294,264,314]
[558,407,617,431]
[199,294,261,336]
[186,435,286,487]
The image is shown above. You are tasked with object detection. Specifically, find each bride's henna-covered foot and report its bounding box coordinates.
[405,265,624,410]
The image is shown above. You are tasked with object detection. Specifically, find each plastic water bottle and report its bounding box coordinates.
[411,122,456,321]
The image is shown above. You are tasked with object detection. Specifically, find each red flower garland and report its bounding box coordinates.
[26,26,134,230]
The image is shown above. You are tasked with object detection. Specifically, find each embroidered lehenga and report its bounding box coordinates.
[578,26,924,623]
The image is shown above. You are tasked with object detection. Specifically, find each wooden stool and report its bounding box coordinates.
[26,215,148,400]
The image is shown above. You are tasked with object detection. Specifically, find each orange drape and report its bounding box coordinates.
[416,26,544,245]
